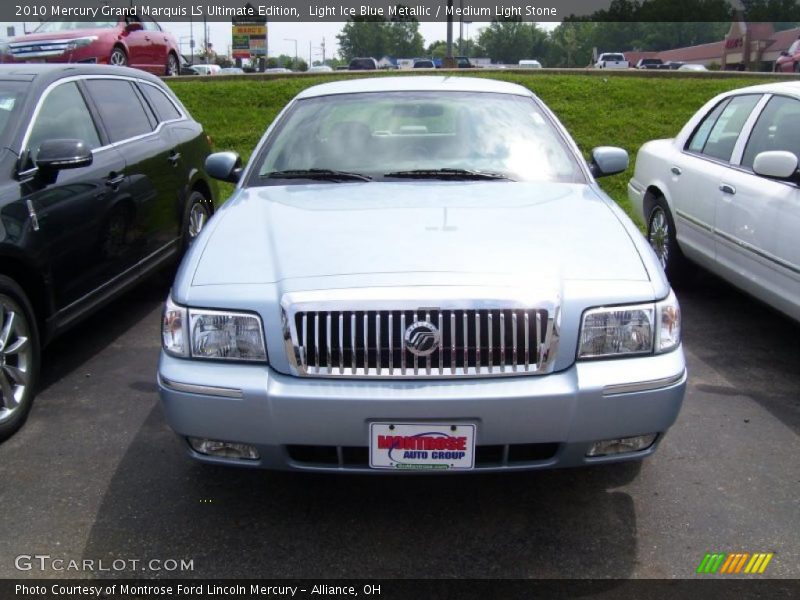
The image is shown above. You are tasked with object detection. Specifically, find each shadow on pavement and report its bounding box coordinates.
[82,404,641,579]
[676,266,800,435]
[40,273,172,391]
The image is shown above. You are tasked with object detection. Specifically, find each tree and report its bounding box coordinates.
[545,21,597,67]
[387,5,425,57]
[336,16,389,61]
[477,19,549,64]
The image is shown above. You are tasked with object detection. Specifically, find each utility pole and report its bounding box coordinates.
[445,0,454,67]
[459,0,463,56]
[285,38,298,68]
[321,37,326,63]
[203,13,208,64]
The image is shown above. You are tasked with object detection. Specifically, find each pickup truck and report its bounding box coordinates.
[595,53,629,69]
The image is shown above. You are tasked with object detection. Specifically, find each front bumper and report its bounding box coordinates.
[158,348,686,472]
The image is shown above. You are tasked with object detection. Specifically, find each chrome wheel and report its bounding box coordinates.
[109,48,127,67]
[648,206,670,270]
[188,202,208,240]
[0,296,32,425]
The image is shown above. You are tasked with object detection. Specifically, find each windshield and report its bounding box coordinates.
[253,91,583,184]
[0,82,26,147]
[34,21,117,33]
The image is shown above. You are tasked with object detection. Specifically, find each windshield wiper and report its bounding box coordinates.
[383,168,511,181]
[262,169,372,182]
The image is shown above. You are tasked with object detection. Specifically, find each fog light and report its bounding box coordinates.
[587,434,657,457]
[188,437,260,460]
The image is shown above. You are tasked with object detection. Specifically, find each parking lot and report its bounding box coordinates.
[0,267,798,579]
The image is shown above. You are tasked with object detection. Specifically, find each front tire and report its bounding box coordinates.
[166,53,179,76]
[647,198,687,282]
[0,276,40,443]
[109,47,128,67]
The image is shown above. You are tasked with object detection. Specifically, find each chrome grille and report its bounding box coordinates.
[9,40,72,59]
[282,295,559,378]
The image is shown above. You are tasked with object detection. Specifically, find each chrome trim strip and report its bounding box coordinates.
[675,209,713,233]
[338,313,344,374]
[376,312,382,374]
[19,75,187,157]
[389,312,395,375]
[158,375,243,399]
[55,239,178,320]
[603,371,686,396]
[715,229,800,276]
[462,311,468,375]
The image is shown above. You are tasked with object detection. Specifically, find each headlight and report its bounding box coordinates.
[161,297,267,362]
[66,36,98,50]
[189,309,266,361]
[578,291,680,359]
[162,296,188,358]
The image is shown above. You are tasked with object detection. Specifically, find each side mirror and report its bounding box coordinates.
[205,151,242,183]
[35,138,92,169]
[753,150,798,180]
[125,21,143,33]
[589,146,629,178]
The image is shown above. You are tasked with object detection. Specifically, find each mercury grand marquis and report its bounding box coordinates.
[157,77,686,472]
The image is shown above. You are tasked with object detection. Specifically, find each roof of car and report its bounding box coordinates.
[295,76,534,99]
[730,80,800,97]
[0,64,164,87]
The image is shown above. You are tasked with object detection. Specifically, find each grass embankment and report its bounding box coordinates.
[167,73,781,225]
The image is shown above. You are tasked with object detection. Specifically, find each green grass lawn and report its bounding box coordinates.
[167,73,783,226]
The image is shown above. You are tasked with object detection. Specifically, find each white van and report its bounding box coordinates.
[518,59,542,69]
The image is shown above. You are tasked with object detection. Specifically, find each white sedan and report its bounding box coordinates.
[629,81,800,322]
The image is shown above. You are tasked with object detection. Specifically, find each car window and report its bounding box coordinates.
[139,83,182,122]
[741,95,800,169]
[0,83,26,148]
[84,79,153,143]
[27,82,101,158]
[141,17,161,32]
[686,94,760,162]
[254,91,583,184]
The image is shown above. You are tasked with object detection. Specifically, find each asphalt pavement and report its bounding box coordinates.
[0,268,798,579]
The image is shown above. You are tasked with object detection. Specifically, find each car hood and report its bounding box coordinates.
[190,181,650,287]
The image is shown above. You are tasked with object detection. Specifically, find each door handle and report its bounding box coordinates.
[719,183,736,195]
[145,36,151,41]
[106,172,125,188]
[670,166,682,176]
[167,151,181,166]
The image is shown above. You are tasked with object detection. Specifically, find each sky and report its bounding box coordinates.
[1,20,558,62]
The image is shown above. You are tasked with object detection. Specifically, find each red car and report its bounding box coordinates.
[2,17,181,76]
[775,38,800,73]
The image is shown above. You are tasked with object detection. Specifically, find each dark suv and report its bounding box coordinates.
[0,64,216,441]
[348,57,378,70]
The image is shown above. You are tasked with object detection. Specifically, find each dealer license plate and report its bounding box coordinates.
[369,422,476,470]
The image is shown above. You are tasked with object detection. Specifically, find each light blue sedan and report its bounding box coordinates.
[158,77,686,473]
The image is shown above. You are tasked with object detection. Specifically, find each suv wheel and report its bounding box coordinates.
[182,190,211,251]
[0,276,40,442]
